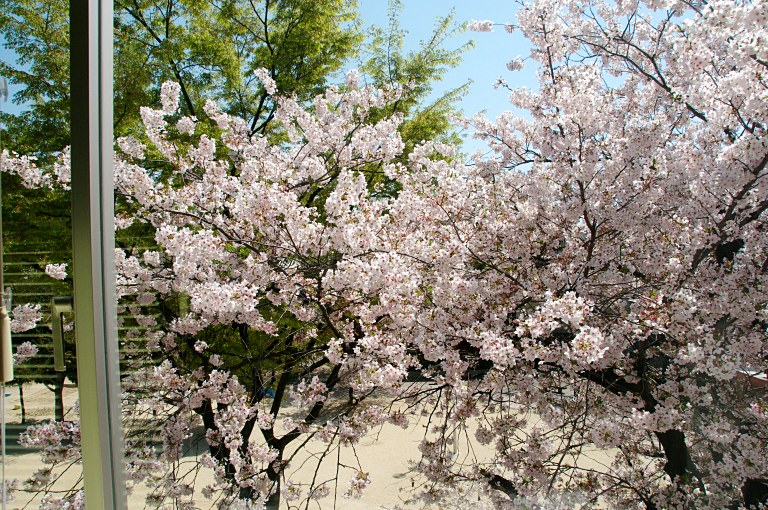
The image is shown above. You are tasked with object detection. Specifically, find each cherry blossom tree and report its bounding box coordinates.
[377,0,767,507]
[3,73,426,509]
[109,74,422,509]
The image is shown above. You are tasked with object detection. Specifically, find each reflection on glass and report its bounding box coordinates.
[0,0,84,506]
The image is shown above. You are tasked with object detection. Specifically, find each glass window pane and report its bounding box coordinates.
[2,1,124,507]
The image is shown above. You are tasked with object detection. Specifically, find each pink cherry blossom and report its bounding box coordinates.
[44,263,68,281]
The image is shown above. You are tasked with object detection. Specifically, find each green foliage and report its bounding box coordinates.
[360,0,473,153]
[0,0,369,295]
[0,0,70,154]
[1,0,471,151]
[113,0,364,137]
[210,0,363,134]
[2,0,364,145]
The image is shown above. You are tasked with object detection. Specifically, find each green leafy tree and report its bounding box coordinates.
[1,0,364,146]
[360,0,472,154]
[113,0,364,137]
[0,0,70,154]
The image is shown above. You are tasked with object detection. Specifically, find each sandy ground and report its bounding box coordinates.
[0,383,474,509]
[0,383,613,509]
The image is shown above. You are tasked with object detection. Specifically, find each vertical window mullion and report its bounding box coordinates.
[69,0,126,508]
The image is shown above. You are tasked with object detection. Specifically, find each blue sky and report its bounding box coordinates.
[359,1,533,152]
[1,1,533,149]
[359,1,531,116]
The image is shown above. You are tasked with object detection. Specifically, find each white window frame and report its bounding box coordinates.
[70,1,126,507]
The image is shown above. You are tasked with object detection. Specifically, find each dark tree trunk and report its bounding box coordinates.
[17,382,26,424]
[655,429,696,481]
[265,473,280,510]
[742,479,768,508]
